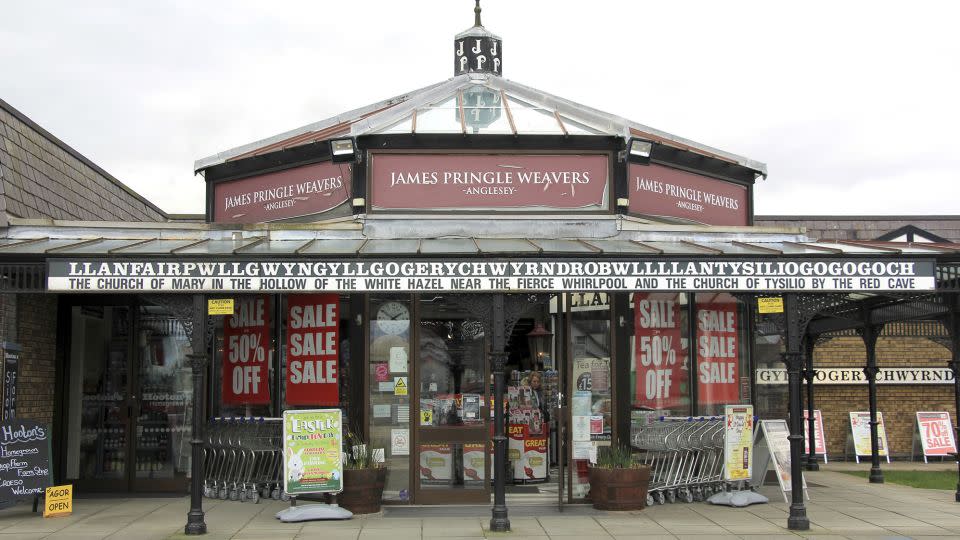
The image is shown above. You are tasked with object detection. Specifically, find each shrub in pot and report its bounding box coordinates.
[588,445,651,511]
[337,435,386,514]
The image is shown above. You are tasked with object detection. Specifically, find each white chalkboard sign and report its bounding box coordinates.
[0,420,53,508]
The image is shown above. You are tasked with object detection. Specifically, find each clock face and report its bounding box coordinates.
[376,301,409,335]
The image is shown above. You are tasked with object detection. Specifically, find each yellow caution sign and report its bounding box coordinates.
[208,298,235,315]
[420,410,433,425]
[757,297,784,314]
[44,484,72,518]
[394,376,408,396]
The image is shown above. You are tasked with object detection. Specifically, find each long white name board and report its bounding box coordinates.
[47,258,936,293]
[756,367,953,385]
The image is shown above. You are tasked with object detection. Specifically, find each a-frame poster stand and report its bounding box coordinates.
[848,411,891,464]
[752,419,808,504]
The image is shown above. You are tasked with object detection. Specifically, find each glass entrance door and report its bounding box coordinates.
[413,298,489,504]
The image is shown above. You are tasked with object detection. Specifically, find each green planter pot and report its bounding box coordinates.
[588,465,651,511]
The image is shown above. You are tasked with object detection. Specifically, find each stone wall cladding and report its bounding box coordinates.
[755,216,960,242]
[0,100,166,222]
[811,336,954,459]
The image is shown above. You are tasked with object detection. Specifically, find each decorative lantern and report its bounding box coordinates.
[526,321,553,370]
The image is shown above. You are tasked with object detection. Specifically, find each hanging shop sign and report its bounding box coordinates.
[213,161,350,223]
[849,411,889,459]
[696,303,739,405]
[369,153,609,211]
[283,409,343,495]
[628,164,748,226]
[723,404,753,481]
[47,258,937,293]
[633,293,686,410]
[2,346,19,420]
[285,294,339,406]
[222,296,271,405]
[0,420,53,507]
[803,409,827,458]
[756,367,954,385]
[915,412,956,458]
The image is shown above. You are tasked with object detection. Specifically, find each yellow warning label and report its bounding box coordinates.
[757,297,784,314]
[208,298,235,315]
[394,376,408,396]
[420,410,433,425]
[44,484,72,518]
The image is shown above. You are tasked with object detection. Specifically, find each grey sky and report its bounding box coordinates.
[1,1,957,215]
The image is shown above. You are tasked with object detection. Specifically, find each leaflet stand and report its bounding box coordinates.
[751,419,808,504]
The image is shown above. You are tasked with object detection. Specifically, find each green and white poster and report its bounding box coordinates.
[283,409,343,495]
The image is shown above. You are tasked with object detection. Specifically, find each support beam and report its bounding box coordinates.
[946,294,960,502]
[803,337,819,471]
[783,294,810,531]
[859,318,884,484]
[185,295,208,535]
[489,293,510,532]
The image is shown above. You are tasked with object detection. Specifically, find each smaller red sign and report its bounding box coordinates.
[803,409,827,455]
[696,303,739,406]
[374,363,390,382]
[917,412,957,456]
[285,294,340,406]
[629,163,747,225]
[633,293,687,410]
[222,296,271,405]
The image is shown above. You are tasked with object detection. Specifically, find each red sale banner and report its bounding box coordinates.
[633,293,687,409]
[917,412,957,457]
[222,296,271,405]
[286,294,340,405]
[697,303,739,405]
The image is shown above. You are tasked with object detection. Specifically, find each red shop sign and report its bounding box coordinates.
[633,293,687,410]
[222,296,271,405]
[285,294,340,406]
[629,163,747,225]
[213,161,350,223]
[697,303,739,405]
[370,153,609,211]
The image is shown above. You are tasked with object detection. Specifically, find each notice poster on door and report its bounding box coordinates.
[723,405,753,481]
[803,409,827,456]
[222,296,271,405]
[282,409,343,495]
[633,293,686,409]
[521,430,548,481]
[419,444,452,486]
[463,443,486,485]
[849,411,889,457]
[917,412,957,457]
[286,294,339,406]
[696,303,739,405]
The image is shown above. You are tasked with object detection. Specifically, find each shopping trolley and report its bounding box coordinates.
[632,416,726,505]
[202,417,285,503]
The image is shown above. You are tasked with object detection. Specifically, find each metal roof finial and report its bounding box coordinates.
[474,0,482,27]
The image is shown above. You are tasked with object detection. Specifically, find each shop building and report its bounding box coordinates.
[0,5,958,534]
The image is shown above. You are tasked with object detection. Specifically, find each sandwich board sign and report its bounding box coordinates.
[848,411,890,463]
[723,404,753,482]
[752,419,807,503]
[0,420,53,510]
[803,409,828,463]
[282,409,343,495]
[912,411,957,463]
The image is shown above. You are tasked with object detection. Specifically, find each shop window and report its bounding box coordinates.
[368,296,412,501]
[213,295,275,418]
[754,312,788,419]
[630,293,691,418]
[695,293,750,416]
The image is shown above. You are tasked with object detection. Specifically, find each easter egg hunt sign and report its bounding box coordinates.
[283,409,343,495]
[286,294,340,405]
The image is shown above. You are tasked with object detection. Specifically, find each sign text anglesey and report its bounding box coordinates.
[47,258,936,293]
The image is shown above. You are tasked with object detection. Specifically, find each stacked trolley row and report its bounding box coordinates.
[203,417,286,503]
[632,416,726,505]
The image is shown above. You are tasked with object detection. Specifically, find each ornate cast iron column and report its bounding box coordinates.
[783,294,810,531]
[489,294,510,532]
[803,337,819,471]
[946,294,960,502]
[858,317,884,484]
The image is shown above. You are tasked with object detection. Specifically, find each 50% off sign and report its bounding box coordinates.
[638,334,678,400]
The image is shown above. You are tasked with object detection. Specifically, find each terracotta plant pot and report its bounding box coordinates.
[588,465,651,511]
[338,467,386,514]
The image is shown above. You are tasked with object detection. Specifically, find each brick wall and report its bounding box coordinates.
[0,98,166,222]
[811,336,954,459]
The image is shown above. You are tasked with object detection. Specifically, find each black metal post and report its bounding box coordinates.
[804,337,819,471]
[947,295,960,502]
[185,296,208,535]
[861,321,884,484]
[489,294,510,532]
[783,294,810,531]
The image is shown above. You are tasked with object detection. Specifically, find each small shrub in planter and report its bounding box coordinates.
[588,445,650,511]
[336,434,386,514]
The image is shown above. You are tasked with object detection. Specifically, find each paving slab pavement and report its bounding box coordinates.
[2,468,960,538]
